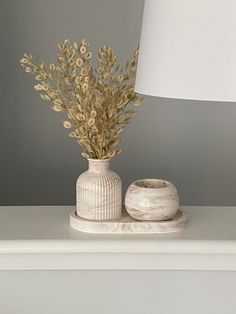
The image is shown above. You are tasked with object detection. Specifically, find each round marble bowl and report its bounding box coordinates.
[125,179,180,221]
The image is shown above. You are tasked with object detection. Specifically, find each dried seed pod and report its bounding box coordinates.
[63,121,72,129]
[85,51,92,60]
[34,84,43,91]
[68,132,77,138]
[53,99,62,106]
[90,110,97,118]
[40,94,50,100]
[52,105,62,112]
[80,46,86,54]
[87,118,95,126]
[76,58,83,67]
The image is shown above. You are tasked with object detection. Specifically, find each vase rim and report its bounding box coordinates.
[87,158,111,162]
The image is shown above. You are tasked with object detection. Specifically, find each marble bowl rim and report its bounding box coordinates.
[132,178,173,190]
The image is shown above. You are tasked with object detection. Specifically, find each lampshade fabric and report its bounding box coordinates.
[135,0,236,101]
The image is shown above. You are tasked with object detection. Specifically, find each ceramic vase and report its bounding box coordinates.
[125,179,180,221]
[76,158,122,221]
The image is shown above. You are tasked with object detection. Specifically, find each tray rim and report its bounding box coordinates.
[70,209,188,234]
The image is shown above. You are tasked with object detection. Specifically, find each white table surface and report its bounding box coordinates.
[0,206,236,270]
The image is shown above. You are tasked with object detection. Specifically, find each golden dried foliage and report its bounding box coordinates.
[20,39,143,159]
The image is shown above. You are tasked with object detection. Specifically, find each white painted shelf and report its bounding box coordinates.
[0,206,236,270]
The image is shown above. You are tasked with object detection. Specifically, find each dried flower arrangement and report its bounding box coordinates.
[20,39,143,159]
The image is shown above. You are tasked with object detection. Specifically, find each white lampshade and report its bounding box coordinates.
[135,0,236,102]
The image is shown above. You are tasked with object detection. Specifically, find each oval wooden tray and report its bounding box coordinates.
[70,209,188,234]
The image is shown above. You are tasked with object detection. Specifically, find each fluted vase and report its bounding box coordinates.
[76,158,122,221]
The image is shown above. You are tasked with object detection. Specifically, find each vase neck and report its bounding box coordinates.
[88,158,110,173]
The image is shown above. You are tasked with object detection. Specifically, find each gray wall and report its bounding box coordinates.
[1,0,236,206]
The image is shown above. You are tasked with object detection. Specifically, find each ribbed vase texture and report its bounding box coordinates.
[76,158,122,221]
